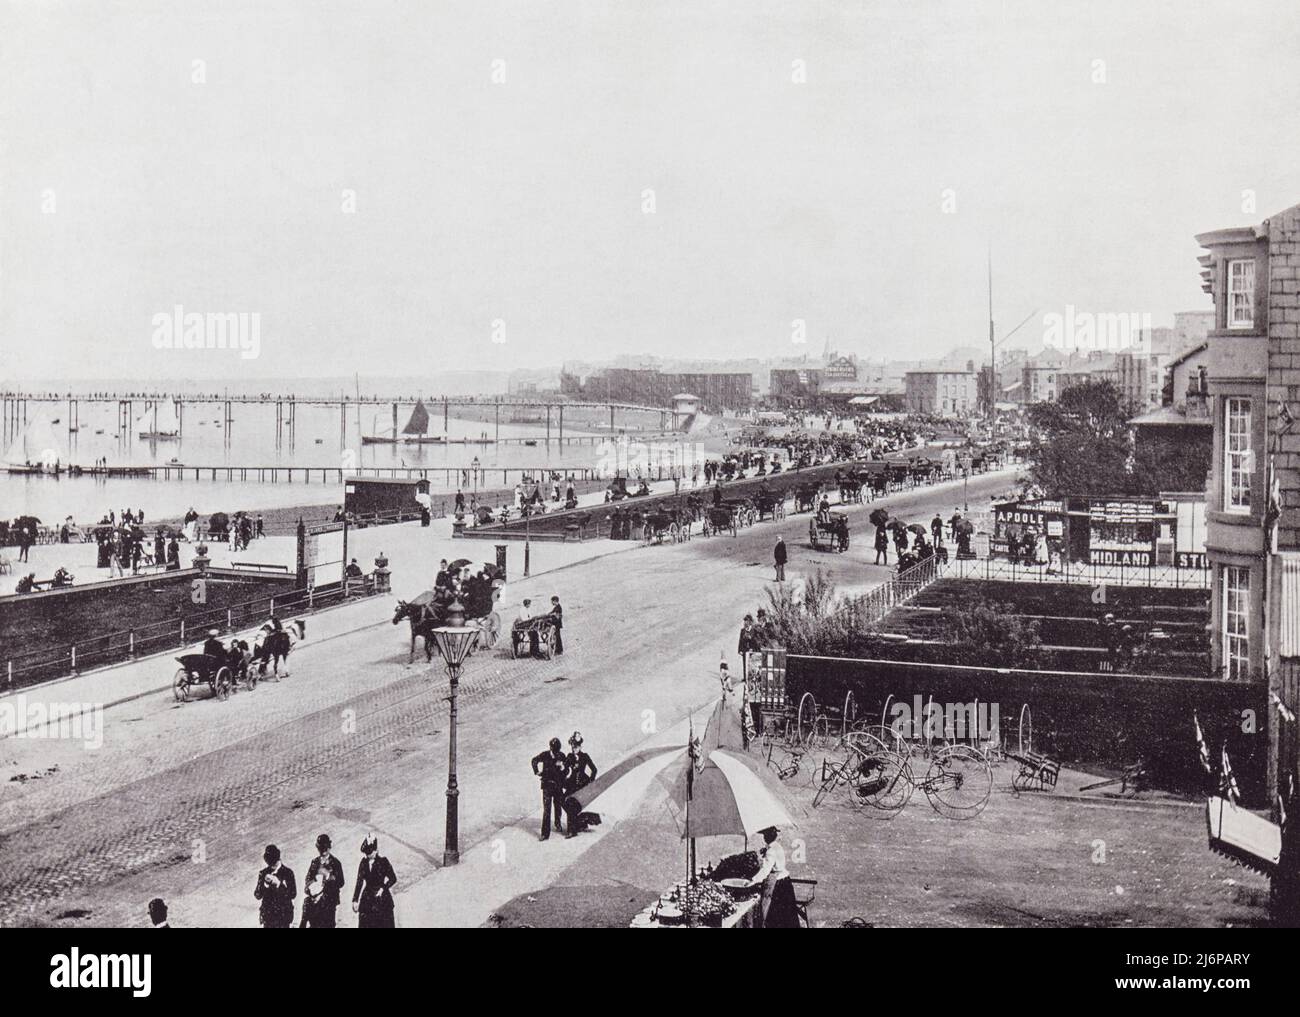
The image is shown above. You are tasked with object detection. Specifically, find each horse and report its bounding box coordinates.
[252,618,305,676]
[393,598,438,663]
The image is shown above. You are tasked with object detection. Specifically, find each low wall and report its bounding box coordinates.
[2,567,300,688]
[786,654,1267,802]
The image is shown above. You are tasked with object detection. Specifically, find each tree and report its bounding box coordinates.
[1026,381,1133,497]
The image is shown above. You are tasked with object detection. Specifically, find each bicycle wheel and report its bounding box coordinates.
[796,693,818,746]
[923,744,993,820]
[844,733,912,812]
[812,760,848,809]
[841,690,858,739]
[1019,704,1033,756]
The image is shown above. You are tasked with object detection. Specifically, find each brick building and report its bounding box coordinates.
[903,367,977,416]
[1195,201,1300,808]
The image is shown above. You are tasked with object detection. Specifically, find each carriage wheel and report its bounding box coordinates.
[841,690,858,738]
[214,666,233,702]
[923,744,993,820]
[173,668,190,703]
[483,611,500,649]
[796,692,819,745]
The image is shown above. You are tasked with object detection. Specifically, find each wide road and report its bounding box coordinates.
[0,468,1017,927]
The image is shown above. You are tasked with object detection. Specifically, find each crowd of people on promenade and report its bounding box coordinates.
[1,501,275,594]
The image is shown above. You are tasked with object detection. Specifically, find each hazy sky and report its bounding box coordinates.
[2,0,1298,380]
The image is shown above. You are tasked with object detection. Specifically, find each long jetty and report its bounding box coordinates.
[27,463,604,486]
[1,392,680,447]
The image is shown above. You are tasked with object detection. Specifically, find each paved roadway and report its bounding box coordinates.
[0,468,1018,927]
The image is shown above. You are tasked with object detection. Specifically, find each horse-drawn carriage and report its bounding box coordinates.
[642,507,686,544]
[173,653,238,701]
[792,483,821,514]
[393,562,504,662]
[753,489,786,522]
[809,512,850,552]
[511,614,559,659]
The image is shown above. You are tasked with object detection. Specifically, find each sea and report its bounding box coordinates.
[0,394,672,527]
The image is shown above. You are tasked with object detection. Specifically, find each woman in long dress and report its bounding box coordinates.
[748,826,800,928]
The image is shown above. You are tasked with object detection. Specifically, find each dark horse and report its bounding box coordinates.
[393,599,438,663]
[252,618,305,675]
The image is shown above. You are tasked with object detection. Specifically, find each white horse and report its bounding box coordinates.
[252,618,305,675]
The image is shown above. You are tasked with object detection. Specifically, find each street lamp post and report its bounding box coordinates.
[431,601,478,867]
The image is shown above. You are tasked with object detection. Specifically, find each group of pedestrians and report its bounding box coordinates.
[254,833,398,928]
[530,732,599,840]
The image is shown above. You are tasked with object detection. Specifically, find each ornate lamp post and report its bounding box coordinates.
[431,600,477,866]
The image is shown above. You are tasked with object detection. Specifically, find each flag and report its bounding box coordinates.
[1220,743,1241,804]
[1193,711,1212,777]
[1266,454,1282,555]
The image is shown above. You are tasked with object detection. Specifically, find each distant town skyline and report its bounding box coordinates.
[3,0,1297,382]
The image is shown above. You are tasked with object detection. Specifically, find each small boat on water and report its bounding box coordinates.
[524,439,538,446]
[362,400,446,444]
[138,402,180,440]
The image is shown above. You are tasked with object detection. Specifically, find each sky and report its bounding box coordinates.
[2,0,1299,381]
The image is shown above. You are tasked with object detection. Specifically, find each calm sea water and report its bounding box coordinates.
[0,400,666,524]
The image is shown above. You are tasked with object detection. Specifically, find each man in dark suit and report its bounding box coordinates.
[549,596,564,655]
[202,629,225,661]
[301,833,346,928]
[352,833,398,928]
[254,844,297,928]
[531,738,567,840]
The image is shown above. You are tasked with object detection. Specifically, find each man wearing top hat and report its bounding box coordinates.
[254,844,297,928]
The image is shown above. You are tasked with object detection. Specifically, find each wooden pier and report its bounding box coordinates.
[33,463,601,487]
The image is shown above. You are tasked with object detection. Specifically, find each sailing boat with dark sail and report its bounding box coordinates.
[361,400,444,445]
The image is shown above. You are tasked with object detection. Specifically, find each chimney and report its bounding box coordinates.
[966,359,974,374]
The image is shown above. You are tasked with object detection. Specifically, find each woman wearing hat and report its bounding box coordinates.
[300,834,345,928]
[747,826,799,928]
[561,732,598,839]
[352,834,398,929]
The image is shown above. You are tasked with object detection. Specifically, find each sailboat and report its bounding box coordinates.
[138,401,180,440]
[3,412,66,474]
[362,400,444,445]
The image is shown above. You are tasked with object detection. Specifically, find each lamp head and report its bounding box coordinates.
[432,624,478,669]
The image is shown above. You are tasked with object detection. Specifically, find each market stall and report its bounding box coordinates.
[569,696,803,929]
